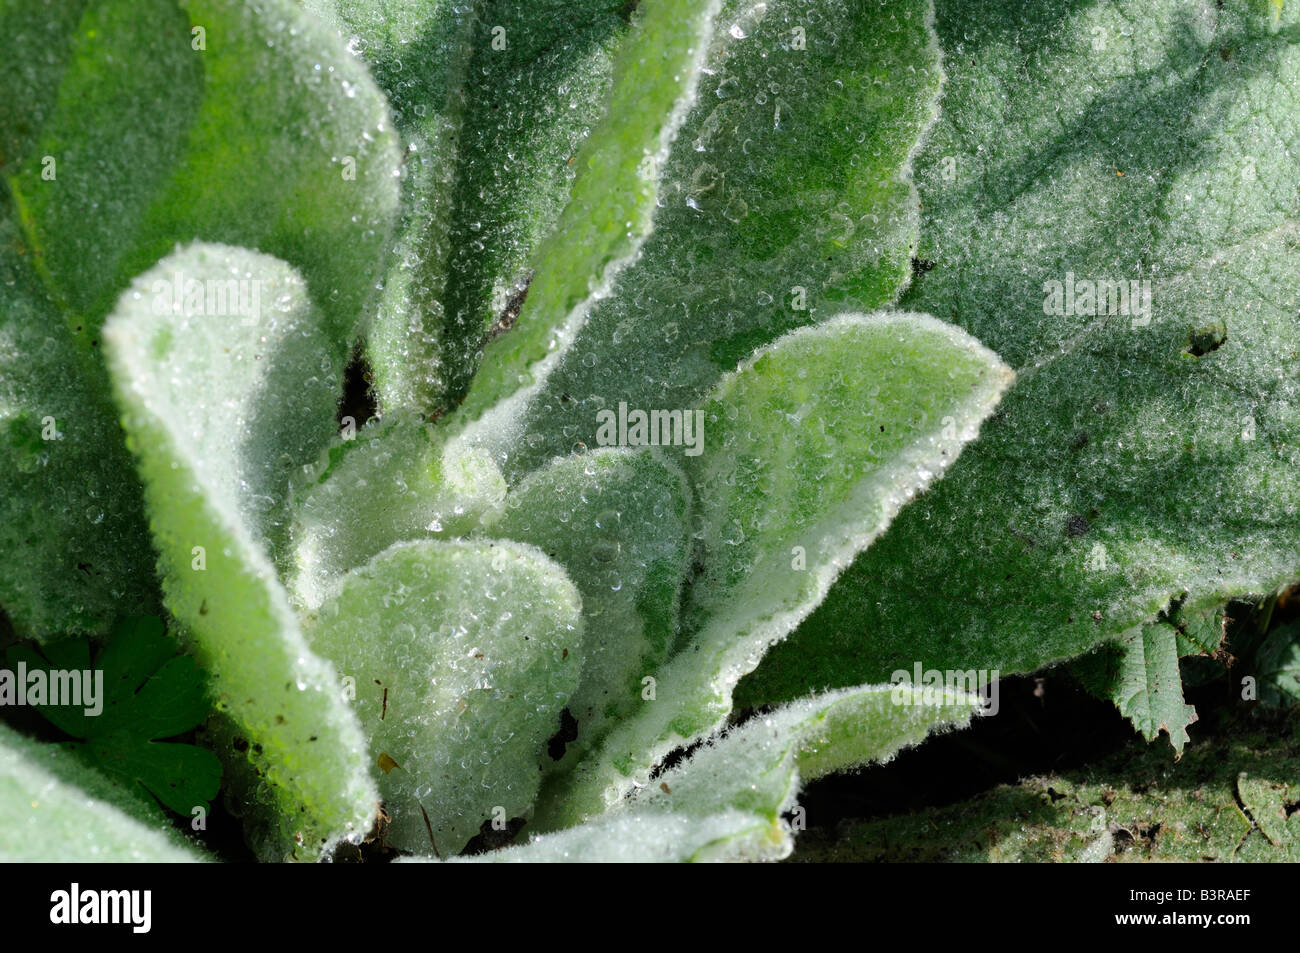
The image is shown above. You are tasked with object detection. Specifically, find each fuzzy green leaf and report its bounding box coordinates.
[0,195,158,636]
[0,0,401,635]
[741,0,1300,711]
[305,539,583,857]
[307,0,642,411]
[287,414,506,609]
[0,724,207,862]
[455,0,722,434]
[545,313,1011,823]
[508,0,943,477]
[486,449,691,807]
[4,0,400,349]
[434,684,982,862]
[1237,772,1300,852]
[104,244,377,861]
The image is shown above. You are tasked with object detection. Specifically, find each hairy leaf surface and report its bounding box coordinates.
[287,414,506,609]
[486,449,691,799]
[743,0,1300,712]
[105,244,376,861]
[438,684,981,862]
[0,724,206,862]
[307,0,635,410]
[306,539,583,856]
[545,313,1010,823]
[0,0,400,634]
[508,0,944,477]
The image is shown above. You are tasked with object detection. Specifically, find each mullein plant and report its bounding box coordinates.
[0,0,1296,862]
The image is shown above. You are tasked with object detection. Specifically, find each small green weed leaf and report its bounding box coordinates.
[3,639,94,741]
[287,413,506,609]
[0,724,207,862]
[80,735,220,824]
[508,0,943,476]
[486,449,691,804]
[104,244,377,861]
[436,684,982,862]
[742,0,1300,709]
[305,539,583,857]
[1165,594,1235,689]
[455,0,722,434]
[1074,622,1199,754]
[1237,772,1300,852]
[5,617,221,816]
[1256,620,1300,706]
[1169,599,1230,659]
[547,313,1011,820]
